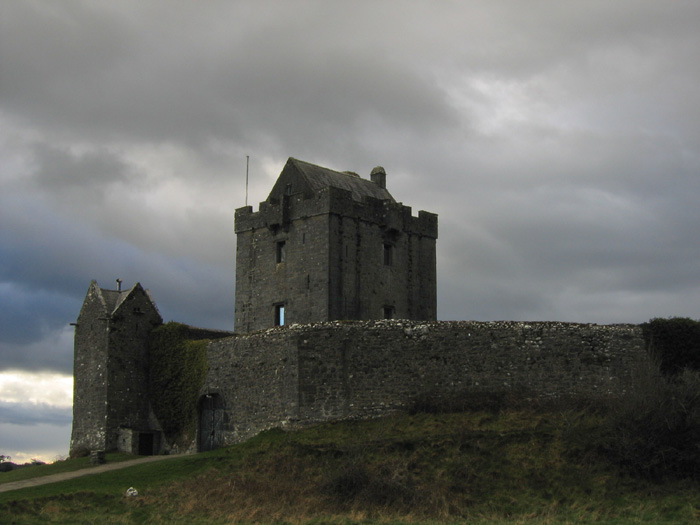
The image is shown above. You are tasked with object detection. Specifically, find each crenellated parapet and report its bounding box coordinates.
[235,185,437,239]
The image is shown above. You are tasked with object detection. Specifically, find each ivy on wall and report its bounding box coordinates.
[642,317,700,375]
[148,322,209,447]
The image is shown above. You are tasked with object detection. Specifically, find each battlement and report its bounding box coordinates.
[235,186,437,239]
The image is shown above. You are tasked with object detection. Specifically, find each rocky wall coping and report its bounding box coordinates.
[222,319,642,344]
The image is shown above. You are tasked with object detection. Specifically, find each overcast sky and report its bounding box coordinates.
[1,1,699,463]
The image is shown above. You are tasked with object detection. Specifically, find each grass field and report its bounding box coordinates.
[1,408,699,524]
[0,453,137,486]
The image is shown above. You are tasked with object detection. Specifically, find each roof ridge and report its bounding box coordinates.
[91,281,109,314]
[284,157,395,203]
[290,157,354,176]
[111,283,138,314]
[290,157,385,185]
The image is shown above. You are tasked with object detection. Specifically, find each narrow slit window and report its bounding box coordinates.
[383,243,393,266]
[276,241,286,263]
[275,304,285,326]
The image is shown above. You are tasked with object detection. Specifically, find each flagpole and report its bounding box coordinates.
[245,155,249,207]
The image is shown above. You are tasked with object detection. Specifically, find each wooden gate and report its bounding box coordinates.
[198,394,224,452]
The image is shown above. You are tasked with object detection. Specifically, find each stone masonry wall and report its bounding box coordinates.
[104,291,163,450]
[235,210,330,331]
[204,320,648,447]
[234,186,438,332]
[71,289,111,454]
[201,331,301,444]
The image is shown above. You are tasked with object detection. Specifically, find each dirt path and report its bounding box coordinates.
[0,455,180,494]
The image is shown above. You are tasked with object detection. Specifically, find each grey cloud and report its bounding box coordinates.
[29,143,132,192]
[1,1,457,150]
[0,191,233,371]
[0,402,72,427]
[0,420,71,462]
[0,285,78,347]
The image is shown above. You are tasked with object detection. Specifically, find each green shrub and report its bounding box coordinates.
[148,322,209,448]
[595,360,700,480]
[642,317,700,375]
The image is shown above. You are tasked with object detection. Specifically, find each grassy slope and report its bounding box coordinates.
[1,410,699,524]
[0,453,136,485]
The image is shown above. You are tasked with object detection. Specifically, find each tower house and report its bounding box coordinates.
[70,280,163,455]
[234,157,438,333]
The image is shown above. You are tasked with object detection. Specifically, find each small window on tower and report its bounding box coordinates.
[285,184,293,195]
[275,304,285,326]
[383,243,393,266]
[276,241,286,263]
[383,306,394,319]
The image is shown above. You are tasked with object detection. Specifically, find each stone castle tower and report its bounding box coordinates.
[70,281,163,455]
[234,158,438,332]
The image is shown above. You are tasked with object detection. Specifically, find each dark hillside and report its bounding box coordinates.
[2,399,700,523]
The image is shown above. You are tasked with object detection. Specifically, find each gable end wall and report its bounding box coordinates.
[71,286,111,453]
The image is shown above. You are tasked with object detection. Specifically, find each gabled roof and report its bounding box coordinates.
[271,158,395,203]
[86,280,161,319]
[100,288,130,315]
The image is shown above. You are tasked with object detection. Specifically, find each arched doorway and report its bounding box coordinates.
[198,393,224,452]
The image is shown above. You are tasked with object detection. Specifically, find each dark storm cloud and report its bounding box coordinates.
[1,0,698,329]
[28,143,132,192]
[0,1,456,154]
[0,198,234,361]
[0,284,78,346]
[0,173,234,373]
[0,420,72,462]
[0,402,72,427]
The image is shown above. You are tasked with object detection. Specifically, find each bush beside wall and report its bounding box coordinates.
[148,322,209,448]
[641,317,700,375]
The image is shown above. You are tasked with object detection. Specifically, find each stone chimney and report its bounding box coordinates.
[370,166,386,189]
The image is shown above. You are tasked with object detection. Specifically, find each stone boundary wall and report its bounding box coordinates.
[296,320,647,422]
[202,320,648,447]
[182,326,235,341]
[202,330,300,444]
